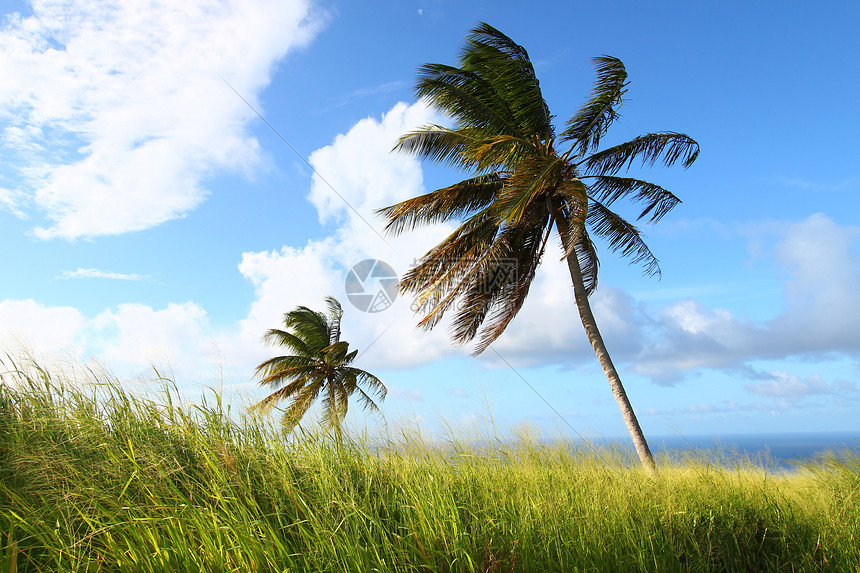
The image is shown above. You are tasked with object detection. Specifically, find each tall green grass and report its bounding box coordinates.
[0,356,857,572]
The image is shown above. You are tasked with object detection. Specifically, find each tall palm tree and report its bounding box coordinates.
[377,23,698,472]
[250,296,386,442]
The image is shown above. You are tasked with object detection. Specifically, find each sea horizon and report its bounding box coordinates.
[594,430,860,470]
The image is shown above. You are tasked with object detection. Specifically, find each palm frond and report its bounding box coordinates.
[407,22,553,168]
[338,367,385,416]
[324,296,343,344]
[411,199,548,343]
[349,385,383,415]
[414,65,522,139]
[582,132,699,176]
[254,356,317,384]
[405,195,551,341]
[394,125,476,168]
[468,133,541,172]
[250,373,314,413]
[281,307,332,352]
[397,124,538,174]
[321,341,356,366]
[583,175,681,223]
[400,208,501,321]
[468,213,552,354]
[280,379,325,431]
[460,22,553,139]
[586,199,661,277]
[261,329,313,357]
[560,56,628,156]
[376,173,503,236]
[409,218,545,335]
[344,368,388,402]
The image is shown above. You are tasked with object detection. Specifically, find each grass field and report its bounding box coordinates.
[1,356,858,572]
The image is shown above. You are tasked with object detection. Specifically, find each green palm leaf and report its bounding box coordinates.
[460,22,553,139]
[560,56,628,156]
[377,173,503,235]
[583,175,681,223]
[415,65,519,133]
[583,132,699,175]
[586,199,661,277]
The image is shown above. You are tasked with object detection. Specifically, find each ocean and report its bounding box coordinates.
[603,431,860,470]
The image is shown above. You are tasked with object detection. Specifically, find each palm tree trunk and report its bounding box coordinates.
[553,216,657,475]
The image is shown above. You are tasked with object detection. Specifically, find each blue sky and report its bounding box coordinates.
[1,0,859,441]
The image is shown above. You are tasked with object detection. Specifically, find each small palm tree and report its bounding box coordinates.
[250,296,386,441]
[378,23,698,472]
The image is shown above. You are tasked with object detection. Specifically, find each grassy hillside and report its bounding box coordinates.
[1,357,857,572]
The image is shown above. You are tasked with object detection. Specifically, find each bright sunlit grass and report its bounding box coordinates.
[0,355,857,572]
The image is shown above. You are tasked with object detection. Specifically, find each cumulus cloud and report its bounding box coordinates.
[0,0,324,239]
[766,214,860,355]
[94,302,212,367]
[0,297,223,382]
[306,101,434,226]
[629,214,860,382]
[0,299,86,357]
[235,101,464,371]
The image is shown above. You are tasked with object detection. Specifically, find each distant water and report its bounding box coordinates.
[598,431,860,470]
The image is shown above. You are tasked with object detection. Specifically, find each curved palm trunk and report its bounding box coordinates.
[553,216,657,475]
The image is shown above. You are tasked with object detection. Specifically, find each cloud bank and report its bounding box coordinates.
[629,214,860,382]
[2,95,859,405]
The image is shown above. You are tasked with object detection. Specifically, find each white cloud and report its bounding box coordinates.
[0,299,86,357]
[94,302,212,368]
[627,214,860,381]
[746,372,833,398]
[306,101,434,226]
[0,298,221,383]
[57,267,149,280]
[766,213,860,354]
[0,0,324,239]
[236,239,345,365]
